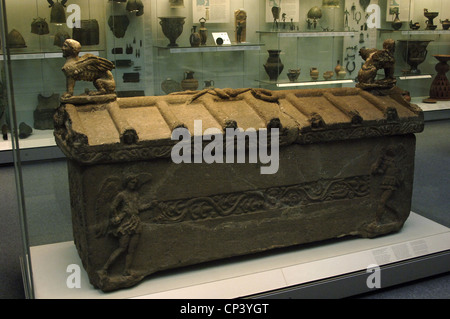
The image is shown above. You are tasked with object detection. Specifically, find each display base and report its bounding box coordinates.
[29,212,449,299]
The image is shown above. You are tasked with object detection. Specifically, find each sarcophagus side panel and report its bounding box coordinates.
[68,134,416,291]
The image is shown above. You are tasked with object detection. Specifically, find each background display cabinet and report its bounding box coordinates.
[152,0,263,95]
[0,0,449,299]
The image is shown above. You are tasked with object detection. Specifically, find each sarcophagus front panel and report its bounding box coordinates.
[54,87,424,291]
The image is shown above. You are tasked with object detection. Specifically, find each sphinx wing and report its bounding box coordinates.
[73,54,115,81]
[95,176,122,237]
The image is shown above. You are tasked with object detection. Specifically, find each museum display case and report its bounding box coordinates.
[0,0,449,299]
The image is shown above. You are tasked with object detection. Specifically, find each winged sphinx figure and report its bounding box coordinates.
[61,39,116,99]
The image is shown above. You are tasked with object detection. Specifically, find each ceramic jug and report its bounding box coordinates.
[181,71,198,91]
[310,67,319,80]
[204,80,215,89]
[190,26,201,47]
[198,17,208,45]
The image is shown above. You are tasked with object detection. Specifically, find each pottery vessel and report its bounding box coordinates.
[424,9,438,30]
[203,80,215,89]
[264,50,284,81]
[287,69,301,82]
[398,40,432,74]
[198,17,208,45]
[440,19,450,30]
[409,20,420,30]
[159,16,186,47]
[310,67,319,80]
[323,71,334,80]
[392,13,403,30]
[335,60,343,77]
[424,55,450,102]
[181,71,198,91]
[189,26,201,47]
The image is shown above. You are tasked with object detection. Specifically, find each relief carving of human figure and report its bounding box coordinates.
[96,174,155,278]
[371,146,404,224]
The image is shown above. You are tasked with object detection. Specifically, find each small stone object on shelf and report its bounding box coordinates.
[2,124,7,141]
[19,122,32,139]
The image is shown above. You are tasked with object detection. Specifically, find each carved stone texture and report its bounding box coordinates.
[54,87,424,292]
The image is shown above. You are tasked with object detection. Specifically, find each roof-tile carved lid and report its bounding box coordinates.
[54,87,424,164]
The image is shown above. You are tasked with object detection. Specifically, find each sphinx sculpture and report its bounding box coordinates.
[357,39,397,90]
[61,39,116,102]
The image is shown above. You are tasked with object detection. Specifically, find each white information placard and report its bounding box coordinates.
[212,32,231,45]
[193,0,230,23]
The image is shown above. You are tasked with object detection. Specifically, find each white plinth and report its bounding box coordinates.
[29,212,450,299]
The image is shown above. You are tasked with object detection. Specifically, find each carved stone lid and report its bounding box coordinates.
[54,87,424,164]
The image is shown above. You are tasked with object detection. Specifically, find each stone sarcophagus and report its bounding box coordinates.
[54,87,423,292]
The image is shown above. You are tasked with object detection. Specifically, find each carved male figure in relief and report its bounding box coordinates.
[61,39,116,99]
[96,174,155,279]
[371,145,405,224]
[357,39,396,90]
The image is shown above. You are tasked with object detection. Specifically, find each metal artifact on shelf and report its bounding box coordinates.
[7,29,27,48]
[126,0,144,17]
[307,6,322,29]
[31,17,50,35]
[108,15,130,38]
[48,0,67,24]
[72,19,100,45]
